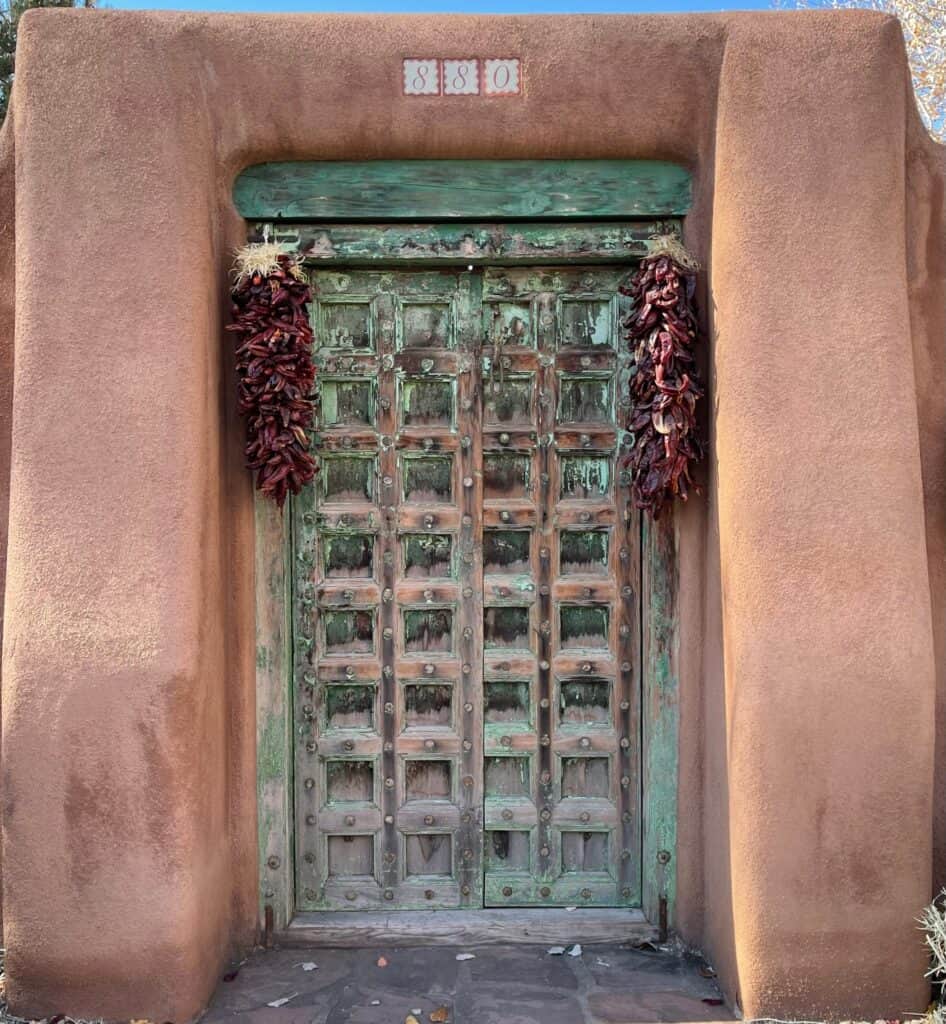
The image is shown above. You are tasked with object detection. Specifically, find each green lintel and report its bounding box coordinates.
[233,160,692,222]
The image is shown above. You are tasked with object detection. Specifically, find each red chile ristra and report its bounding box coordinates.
[228,253,317,507]
[620,245,704,518]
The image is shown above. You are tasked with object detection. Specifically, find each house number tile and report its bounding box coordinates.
[403,58,521,97]
[483,59,520,96]
[403,59,440,95]
[443,59,479,95]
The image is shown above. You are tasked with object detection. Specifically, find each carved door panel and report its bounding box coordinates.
[293,262,640,913]
[293,268,483,911]
[480,267,641,908]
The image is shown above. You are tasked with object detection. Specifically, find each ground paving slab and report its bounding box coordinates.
[202,943,732,1024]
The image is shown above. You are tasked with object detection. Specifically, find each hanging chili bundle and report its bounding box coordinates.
[228,246,317,508]
[621,236,704,518]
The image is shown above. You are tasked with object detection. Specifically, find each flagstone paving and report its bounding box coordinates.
[202,942,732,1024]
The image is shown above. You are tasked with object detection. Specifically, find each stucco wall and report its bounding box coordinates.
[0,110,14,942]
[0,9,941,1023]
[908,113,946,905]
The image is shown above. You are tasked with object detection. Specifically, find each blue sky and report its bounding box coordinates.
[107,0,774,13]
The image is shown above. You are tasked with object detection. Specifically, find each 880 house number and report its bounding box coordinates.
[403,58,522,97]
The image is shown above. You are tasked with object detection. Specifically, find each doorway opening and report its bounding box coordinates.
[242,157,687,940]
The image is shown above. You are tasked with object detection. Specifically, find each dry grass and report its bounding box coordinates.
[922,891,946,980]
[646,232,699,271]
[231,242,305,284]
[921,891,946,1024]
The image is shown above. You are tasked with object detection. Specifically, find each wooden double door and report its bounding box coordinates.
[292,264,641,912]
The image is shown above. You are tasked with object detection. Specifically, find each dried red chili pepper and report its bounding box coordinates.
[228,250,317,508]
[620,240,704,518]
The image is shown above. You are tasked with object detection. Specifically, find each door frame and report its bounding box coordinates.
[244,160,687,939]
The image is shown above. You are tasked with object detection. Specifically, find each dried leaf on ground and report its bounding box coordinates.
[430,1007,449,1022]
[630,940,660,953]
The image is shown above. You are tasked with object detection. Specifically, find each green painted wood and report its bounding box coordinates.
[255,494,294,933]
[295,268,484,912]
[641,514,679,927]
[253,205,683,926]
[234,161,691,221]
[479,265,639,910]
[247,221,670,264]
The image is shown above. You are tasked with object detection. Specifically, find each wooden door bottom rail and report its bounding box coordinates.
[278,907,656,947]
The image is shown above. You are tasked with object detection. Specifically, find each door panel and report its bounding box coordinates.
[480,268,640,909]
[294,269,482,911]
[293,263,640,913]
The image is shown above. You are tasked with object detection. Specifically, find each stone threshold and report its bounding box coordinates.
[279,908,657,947]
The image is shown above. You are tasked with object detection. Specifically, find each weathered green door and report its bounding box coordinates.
[480,267,640,908]
[292,264,640,912]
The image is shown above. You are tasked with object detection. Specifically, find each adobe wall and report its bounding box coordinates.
[0,9,940,1022]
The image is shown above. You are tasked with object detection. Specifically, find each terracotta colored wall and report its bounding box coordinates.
[0,110,14,940]
[0,9,941,1023]
[712,16,938,1014]
[908,109,946,901]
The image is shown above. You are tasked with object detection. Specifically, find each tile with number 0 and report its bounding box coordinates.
[483,59,521,96]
